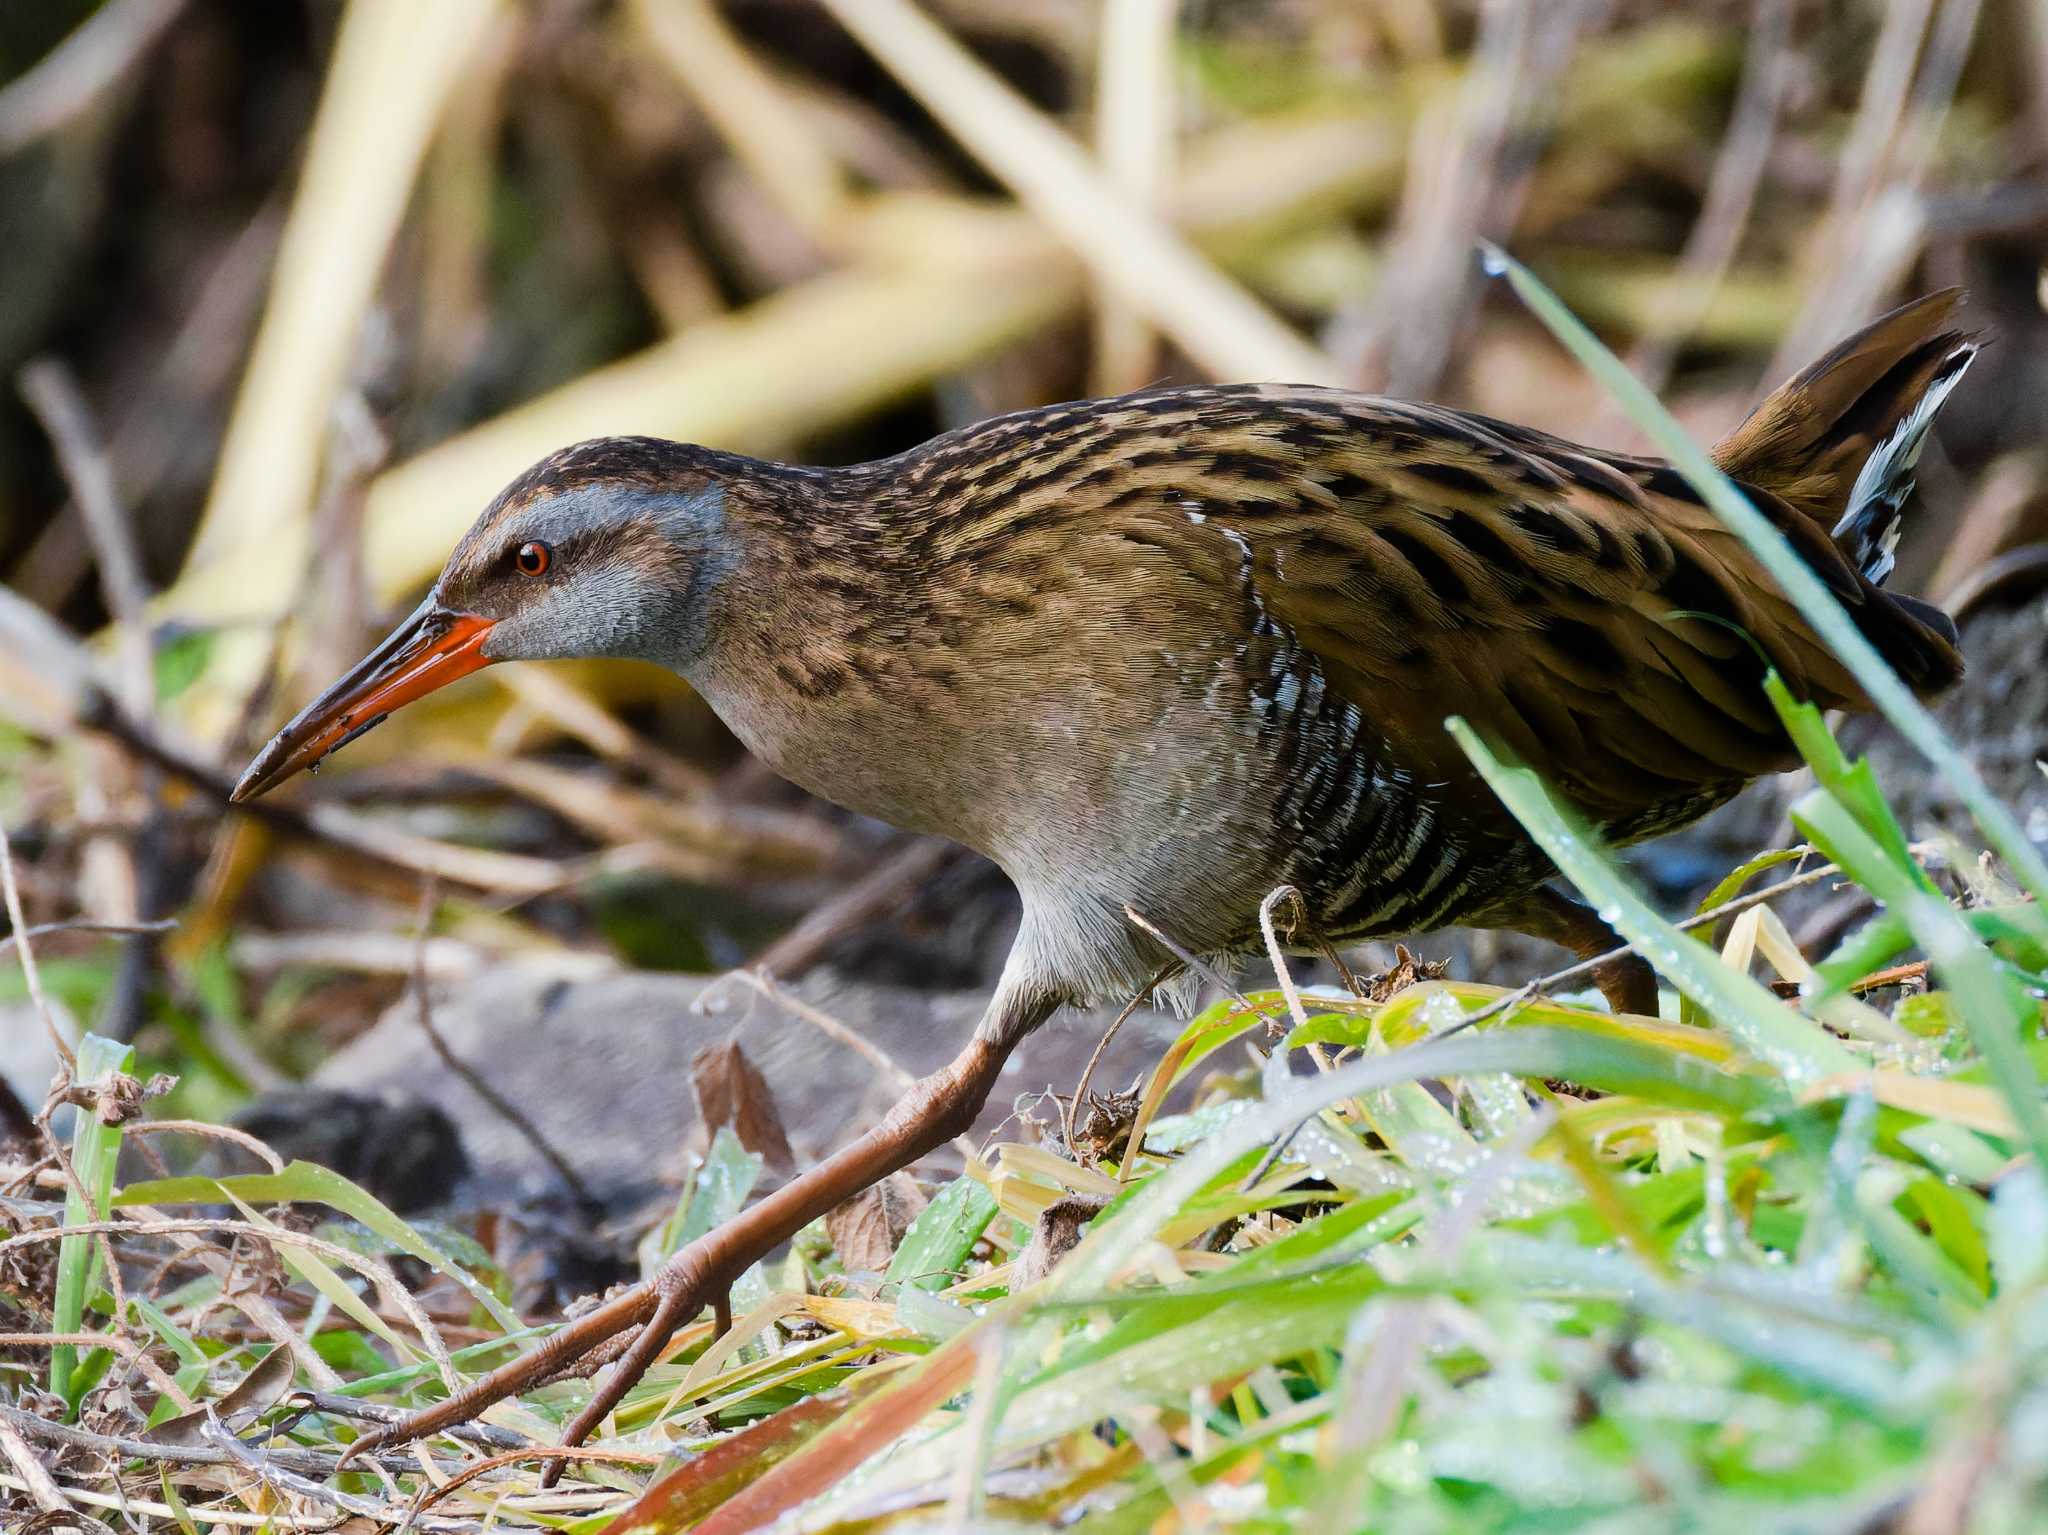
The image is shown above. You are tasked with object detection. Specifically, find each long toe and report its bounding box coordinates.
[374,1280,662,1454]
[542,1271,705,1487]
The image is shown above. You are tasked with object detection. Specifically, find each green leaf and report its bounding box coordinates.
[1694,845,1810,920]
[646,1126,763,1268]
[1766,675,1935,897]
[1058,1028,1768,1301]
[115,1160,519,1332]
[1901,1174,1990,1295]
[1160,991,1281,1092]
[151,628,217,704]
[1447,718,1855,1087]
[888,1174,999,1294]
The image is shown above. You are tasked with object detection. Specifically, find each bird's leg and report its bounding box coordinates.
[350,1015,1036,1472]
[1496,886,1660,1017]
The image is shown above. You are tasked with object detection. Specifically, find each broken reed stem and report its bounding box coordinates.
[17,358,152,704]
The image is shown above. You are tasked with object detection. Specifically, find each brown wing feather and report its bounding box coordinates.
[1712,288,1971,526]
[878,324,1966,850]
[1173,390,1955,842]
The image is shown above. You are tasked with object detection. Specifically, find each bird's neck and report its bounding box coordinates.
[686,461,990,841]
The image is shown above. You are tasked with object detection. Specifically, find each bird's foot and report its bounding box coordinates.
[341,1247,720,1487]
[333,1034,1019,1486]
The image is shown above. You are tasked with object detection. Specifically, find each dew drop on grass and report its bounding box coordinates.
[1417,988,1468,1034]
[1702,1152,1730,1260]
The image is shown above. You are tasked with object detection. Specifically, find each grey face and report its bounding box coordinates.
[436,481,738,673]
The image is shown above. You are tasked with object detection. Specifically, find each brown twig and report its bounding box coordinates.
[287,1390,531,1452]
[0,1414,68,1516]
[199,1415,468,1528]
[0,815,74,1068]
[0,918,176,958]
[125,1117,285,1173]
[0,1332,191,1411]
[750,836,958,978]
[1064,965,1172,1159]
[405,877,600,1211]
[1771,959,1929,999]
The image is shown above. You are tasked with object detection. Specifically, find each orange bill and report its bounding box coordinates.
[230,601,496,802]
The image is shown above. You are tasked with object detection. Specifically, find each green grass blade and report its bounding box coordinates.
[52,1033,135,1406]
[1765,674,1938,896]
[888,1175,999,1294]
[1055,1026,1766,1300]
[1483,243,2048,908]
[1904,891,2048,1168]
[1447,718,1856,1085]
[116,1160,520,1331]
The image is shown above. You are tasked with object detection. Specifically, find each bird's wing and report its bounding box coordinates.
[1137,389,1959,838]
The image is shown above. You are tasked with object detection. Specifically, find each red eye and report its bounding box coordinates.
[514,541,551,577]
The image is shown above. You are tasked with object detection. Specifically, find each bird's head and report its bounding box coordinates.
[232,437,739,801]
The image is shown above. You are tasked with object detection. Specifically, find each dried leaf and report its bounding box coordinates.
[1013,1194,1109,1291]
[142,1345,294,1446]
[1362,944,1451,1004]
[690,1040,797,1179]
[825,1172,928,1274]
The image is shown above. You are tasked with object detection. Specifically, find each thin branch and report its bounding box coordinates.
[0,1332,191,1412]
[1621,0,1792,402]
[1122,904,1271,1018]
[287,1391,530,1453]
[1065,966,1172,1158]
[705,968,981,1160]
[1438,853,1852,1036]
[749,837,957,979]
[0,918,175,958]
[125,1117,285,1173]
[201,1414,439,1527]
[403,1442,666,1518]
[75,688,580,894]
[0,815,74,1067]
[17,360,151,671]
[405,878,599,1212]
[0,1415,69,1515]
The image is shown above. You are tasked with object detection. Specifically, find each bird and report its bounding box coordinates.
[234,289,1974,1458]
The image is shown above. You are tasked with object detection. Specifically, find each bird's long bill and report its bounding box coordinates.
[230,599,496,802]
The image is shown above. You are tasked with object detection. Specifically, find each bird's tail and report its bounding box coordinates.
[1712,290,1978,586]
